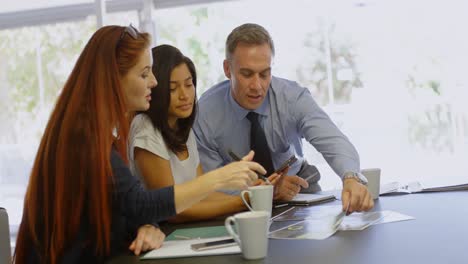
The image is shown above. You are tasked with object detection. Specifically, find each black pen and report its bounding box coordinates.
[228,150,272,185]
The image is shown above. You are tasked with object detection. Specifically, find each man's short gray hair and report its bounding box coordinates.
[225,23,275,60]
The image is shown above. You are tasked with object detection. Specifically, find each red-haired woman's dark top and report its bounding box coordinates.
[26,148,176,263]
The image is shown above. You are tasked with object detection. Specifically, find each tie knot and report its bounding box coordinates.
[246,112,259,123]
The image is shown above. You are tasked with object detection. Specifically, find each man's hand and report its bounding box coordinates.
[273,175,309,201]
[341,178,374,214]
[129,225,166,255]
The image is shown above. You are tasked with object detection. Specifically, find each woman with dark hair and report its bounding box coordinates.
[14,27,264,264]
[129,45,276,222]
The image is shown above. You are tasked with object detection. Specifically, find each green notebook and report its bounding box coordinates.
[165,226,229,241]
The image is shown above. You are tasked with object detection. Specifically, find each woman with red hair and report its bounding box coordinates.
[14,25,264,264]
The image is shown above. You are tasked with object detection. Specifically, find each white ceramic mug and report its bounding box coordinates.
[225,211,270,260]
[361,168,381,199]
[240,185,273,217]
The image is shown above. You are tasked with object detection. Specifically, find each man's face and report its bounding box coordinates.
[224,43,272,110]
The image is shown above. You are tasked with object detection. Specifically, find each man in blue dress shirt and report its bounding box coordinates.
[193,23,373,213]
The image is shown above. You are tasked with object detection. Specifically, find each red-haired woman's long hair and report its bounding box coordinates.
[14,26,150,264]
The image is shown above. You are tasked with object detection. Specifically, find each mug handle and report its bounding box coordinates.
[240,190,254,211]
[225,216,241,246]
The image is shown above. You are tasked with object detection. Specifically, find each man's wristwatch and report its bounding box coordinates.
[343,172,368,185]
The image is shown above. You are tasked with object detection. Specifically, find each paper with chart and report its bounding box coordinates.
[272,205,343,222]
[269,205,345,240]
[269,205,414,239]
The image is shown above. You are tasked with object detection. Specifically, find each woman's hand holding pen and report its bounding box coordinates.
[208,150,266,190]
[253,171,283,186]
[250,166,302,201]
[173,151,265,214]
[260,167,301,201]
[228,150,273,184]
[224,149,297,197]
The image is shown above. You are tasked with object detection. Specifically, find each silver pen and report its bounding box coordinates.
[303,171,319,182]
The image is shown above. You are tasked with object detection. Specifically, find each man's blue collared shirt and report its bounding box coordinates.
[193,76,360,180]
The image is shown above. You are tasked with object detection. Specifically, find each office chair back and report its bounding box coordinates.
[0,207,12,264]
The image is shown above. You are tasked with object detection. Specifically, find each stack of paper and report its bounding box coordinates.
[421,182,468,192]
[380,181,468,195]
[380,181,423,195]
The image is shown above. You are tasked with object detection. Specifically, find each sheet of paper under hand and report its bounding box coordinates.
[372,210,415,225]
[269,206,345,240]
[339,211,386,231]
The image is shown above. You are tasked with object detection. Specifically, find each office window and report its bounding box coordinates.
[1,0,467,247]
[153,0,468,189]
[0,9,140,246]
[0,18,95,246]
[328,0,468,186]
[1,0,93,13]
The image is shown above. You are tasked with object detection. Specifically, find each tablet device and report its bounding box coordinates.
[276,193,336,206]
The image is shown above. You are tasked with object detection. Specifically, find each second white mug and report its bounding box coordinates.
[361,168,381,199]
[240,185,273,217]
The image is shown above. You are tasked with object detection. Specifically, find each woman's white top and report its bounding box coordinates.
[128,114,199,185]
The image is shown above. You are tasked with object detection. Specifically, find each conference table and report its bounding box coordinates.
[109,191,468,264]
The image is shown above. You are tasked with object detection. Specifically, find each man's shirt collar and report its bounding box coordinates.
[228,85,271,121]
